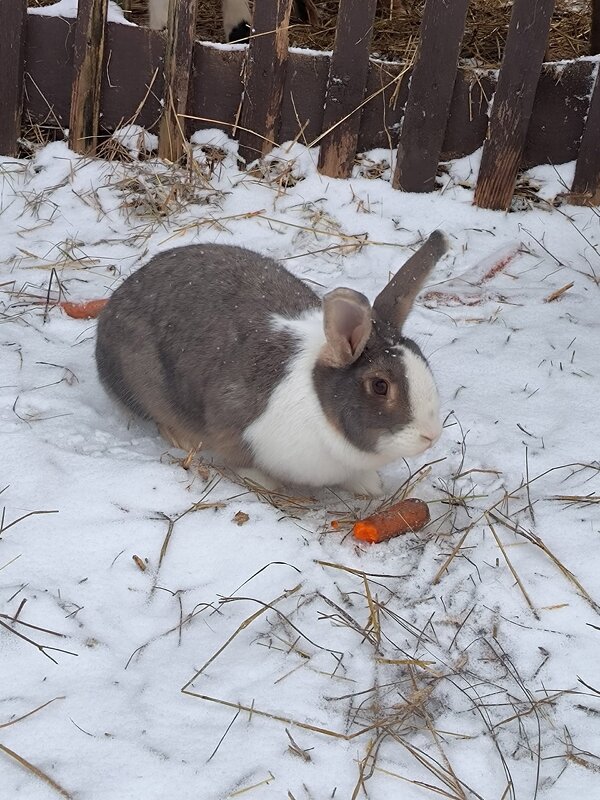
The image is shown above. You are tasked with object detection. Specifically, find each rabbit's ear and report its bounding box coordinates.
[373,230,449,330]
[321,288,372,367]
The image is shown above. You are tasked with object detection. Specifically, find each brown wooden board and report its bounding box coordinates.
[21,16,597,173]
[185,46,244,139]
[523,60,597,168]
[474,0,556,210]
[158,0,198,162]
[100,25,166,132]
[442,70,495,161]
[68,0,109,154]
[0,0,27,157]
[317,0,377,179]
[355,61,409,152]
[592,0,600,55]
[392,0,469,192]
[570,66,600,203]
[238,0,294,164]
[279,52,329,145]
[25,19,165,133]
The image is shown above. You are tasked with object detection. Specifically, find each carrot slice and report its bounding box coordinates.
[60,299,109,319]
[353,498,430,543]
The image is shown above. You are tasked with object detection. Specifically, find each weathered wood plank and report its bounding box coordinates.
[592,0,600,55]
[238,0,294,165]
[158,0,199,161]
[523,60,596,168]
[0,0,27,157]
[68,0,109,154]
[317,0,377,179]
[392,0,469,192]
[570,67,600,204]
[22,16,596,172]
[474,0,556,210]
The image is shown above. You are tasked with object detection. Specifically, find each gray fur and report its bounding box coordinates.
[96,244,319,464]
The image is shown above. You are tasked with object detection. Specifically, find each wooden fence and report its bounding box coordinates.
[1,0,600,209]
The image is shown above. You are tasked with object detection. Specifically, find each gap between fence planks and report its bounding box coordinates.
[392,0,469,192]
[238,0,294,165]
[0,0,27,157]
[570,66,600,204]
[474,0,556,210]
[317,0,377,179]
[68,0,108,155]
[158,0,199,161]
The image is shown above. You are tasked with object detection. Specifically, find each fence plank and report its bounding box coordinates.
[392,0,469,192]
[158,0,198,161]
[570,68,600,203]
[592,0,600,55]
[238,0,294,165]
[23,16,597,171]
[317,0,377,179]
[0,0,27,157]
[474,0,556,210]
[68,0,108,154]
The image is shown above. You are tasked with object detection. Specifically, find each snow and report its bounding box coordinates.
[1,131,599,799]
[28,0,134,25]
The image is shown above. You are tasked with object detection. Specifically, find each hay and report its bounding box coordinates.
[28,0,595,66]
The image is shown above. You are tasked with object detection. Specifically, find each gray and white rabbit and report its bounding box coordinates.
[95,231,448,496]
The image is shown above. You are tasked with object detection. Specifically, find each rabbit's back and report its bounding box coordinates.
[95,244,320,453]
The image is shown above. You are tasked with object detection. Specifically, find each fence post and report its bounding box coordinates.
[158,0,198,162]
[238,0,294,165]
[0,0,27,157]
[570,69,600,204]
[317,0,377,179]
[392,0,469,192]
[69,0,109,155]
[474,0,556,210]
[592,0,600,55]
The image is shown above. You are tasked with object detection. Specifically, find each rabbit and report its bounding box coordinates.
[148,0,315,44]
[95,230,448,496]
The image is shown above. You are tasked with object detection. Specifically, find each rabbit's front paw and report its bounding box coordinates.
[343,470,384,498]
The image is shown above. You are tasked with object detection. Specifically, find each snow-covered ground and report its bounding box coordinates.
[1,131,599,799]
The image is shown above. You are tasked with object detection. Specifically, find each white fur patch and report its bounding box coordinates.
[148,0,168,29]
[222,0,251,38]
[243,312,441,489]
[148,0,251,36]
[243,310,388,488]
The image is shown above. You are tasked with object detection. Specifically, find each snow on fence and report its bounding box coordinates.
[1,0,600,210]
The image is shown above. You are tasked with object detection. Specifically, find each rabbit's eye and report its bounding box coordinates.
[371,378,389,396]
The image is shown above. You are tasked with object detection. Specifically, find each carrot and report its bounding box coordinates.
[60,298,109,319]
[353,498,430,543]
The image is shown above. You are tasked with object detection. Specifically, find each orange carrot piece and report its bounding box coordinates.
[60,298,109,319]
[353,498,430,543]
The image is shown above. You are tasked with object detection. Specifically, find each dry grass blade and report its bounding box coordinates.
[181,584,302,691]
[486,514,539,619]
[181,692,390,741]
[432,525,474,585]
[373,764,464,799]
[229,771,275,797]
[0,697,65,729]
[0,507,58,535]
[0,742,73,799]
[0,619,77,664]
[547,493,600,508]
[488,510,600,614]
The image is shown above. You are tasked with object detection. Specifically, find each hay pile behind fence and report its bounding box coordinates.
[28,0,595,66]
